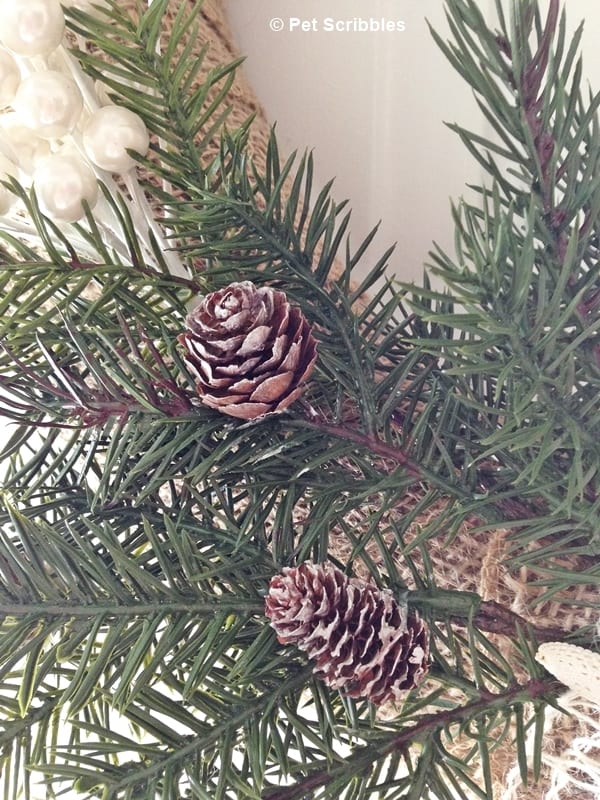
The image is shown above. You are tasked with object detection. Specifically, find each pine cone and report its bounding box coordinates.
[178,281,317,420]
[265,561,429,705]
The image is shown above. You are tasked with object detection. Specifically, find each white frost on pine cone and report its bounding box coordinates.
[265,560,429,705]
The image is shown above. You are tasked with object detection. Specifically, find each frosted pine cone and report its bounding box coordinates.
[265,561,429,705]
[178,281,317,420]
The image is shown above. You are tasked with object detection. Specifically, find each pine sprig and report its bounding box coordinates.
[404,0,600,581]
[1,485,556,799]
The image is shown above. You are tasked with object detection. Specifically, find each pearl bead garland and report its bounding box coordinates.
[13,71,83,139]
[0,0,65,57]
[0,114,51,173]
[0,0,150,223]
[33,152,98,222]
[83,106,150,172]
[0,50,20,109]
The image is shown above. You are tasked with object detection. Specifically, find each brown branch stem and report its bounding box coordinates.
[467,599,566,643]
[69,255,203,293]
[300,420,423,479]
[409,590,569,643]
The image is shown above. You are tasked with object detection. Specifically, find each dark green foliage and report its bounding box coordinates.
[412,0,600,576]
[0,1,596,798]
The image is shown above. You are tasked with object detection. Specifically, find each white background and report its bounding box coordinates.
[225,0,600,283]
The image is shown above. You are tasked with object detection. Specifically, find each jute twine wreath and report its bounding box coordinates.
[120,2,599,796]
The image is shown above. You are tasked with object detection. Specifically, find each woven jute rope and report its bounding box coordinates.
[123,3,599,797]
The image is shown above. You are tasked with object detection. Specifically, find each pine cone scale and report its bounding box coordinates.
[238,325,271,355]
[279,340,302,372]
[249,371,295,403]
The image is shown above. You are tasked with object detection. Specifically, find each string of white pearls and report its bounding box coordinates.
[0,0,149,223]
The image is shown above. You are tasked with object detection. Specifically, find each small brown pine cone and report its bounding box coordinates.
[178,281,317,420]
[265,561,429,705]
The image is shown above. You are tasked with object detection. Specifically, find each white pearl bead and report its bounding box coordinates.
[13,71,83,139]
[83,106,149,172]
[0,0,65,57]
[34,152,98,222]
[0,153,19,215]
[0,50,20,109]
[0,113,51,173]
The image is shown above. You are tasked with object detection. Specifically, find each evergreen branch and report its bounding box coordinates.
[0,2,597,797]
[65,0,247,214]
[0,333,194,427]
[453,598,568,642]
[0,600,264,618]
[263,677,560,800]
[67,252,203,294]
[88,668,316,797]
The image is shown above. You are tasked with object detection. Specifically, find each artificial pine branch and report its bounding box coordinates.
[263,676,562,800]
[0,1,598,799]
[415,0,600,579]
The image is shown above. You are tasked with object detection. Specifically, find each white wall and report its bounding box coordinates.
[224,0,600,284]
